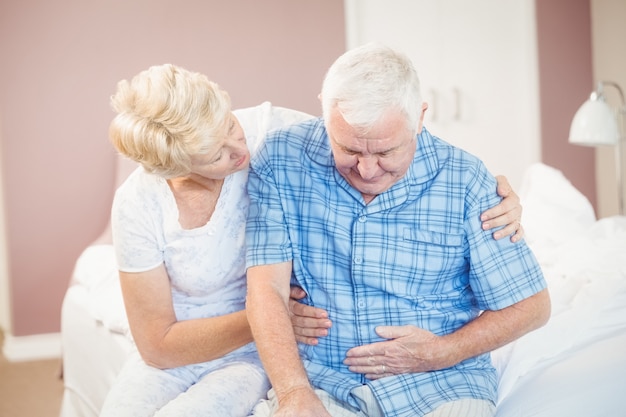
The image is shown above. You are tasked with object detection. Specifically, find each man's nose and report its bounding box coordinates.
[356,156,378,179]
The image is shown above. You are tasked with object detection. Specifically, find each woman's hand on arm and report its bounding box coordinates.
[289,286,332,345]
[481,175,524,242]
[119,265,253,369]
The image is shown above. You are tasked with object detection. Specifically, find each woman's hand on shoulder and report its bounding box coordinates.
[481,175,524,242]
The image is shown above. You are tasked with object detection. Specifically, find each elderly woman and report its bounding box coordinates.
[99,64,522,417]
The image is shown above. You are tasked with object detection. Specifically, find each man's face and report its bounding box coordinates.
[327,107,418,204]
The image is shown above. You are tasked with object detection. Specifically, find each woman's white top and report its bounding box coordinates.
[111,102,313,358]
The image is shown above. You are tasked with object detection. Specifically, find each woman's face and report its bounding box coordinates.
[188,113,250,180]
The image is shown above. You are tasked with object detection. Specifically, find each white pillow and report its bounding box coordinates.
[518,163,596,249]
[71,244,130,336]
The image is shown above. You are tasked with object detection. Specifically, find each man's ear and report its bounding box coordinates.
[416,102,428,134]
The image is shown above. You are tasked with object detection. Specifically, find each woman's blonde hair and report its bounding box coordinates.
[109,64,231,178]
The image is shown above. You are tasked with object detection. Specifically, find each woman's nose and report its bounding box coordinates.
[229,140,248,159]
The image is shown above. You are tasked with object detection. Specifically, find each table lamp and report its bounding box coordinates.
[569,81,625,216]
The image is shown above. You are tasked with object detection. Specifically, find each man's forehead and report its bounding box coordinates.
[331,129,412,151]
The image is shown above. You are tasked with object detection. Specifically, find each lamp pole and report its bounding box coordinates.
[601,82,625,216]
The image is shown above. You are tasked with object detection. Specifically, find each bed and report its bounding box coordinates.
[59,158,626,417]
[59,154,137,417]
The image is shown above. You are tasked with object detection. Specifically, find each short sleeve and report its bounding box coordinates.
[111,169,166,273]
[234,102,314,155]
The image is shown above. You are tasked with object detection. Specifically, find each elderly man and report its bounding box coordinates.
[246,43,550,417]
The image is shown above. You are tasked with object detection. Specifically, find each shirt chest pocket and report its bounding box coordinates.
[403,229,463,246]
[392,228,466,282]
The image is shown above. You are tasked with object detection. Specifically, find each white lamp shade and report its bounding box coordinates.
[569,98,620,146]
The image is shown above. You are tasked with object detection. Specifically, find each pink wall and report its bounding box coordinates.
[536,0,596,210]
[0,0,601,338]
[0,0,345,336]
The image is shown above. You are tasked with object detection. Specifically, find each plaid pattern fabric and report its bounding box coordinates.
[246,119,546,416]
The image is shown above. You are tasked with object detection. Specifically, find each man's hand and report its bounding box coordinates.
[344,290,550,381]
[343,325,452,380]
[274,386,331,417]
[288,286,332,345]
[481,175,524,242]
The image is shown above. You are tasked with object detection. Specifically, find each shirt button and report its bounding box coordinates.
[357,300,366,308]
[358,215,367,223]
[354,256,362,264]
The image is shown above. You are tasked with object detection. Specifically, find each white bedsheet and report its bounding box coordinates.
[60,154,136,417]
[493,215,626,411]
[493,163,626,415]
[60,282,133,417]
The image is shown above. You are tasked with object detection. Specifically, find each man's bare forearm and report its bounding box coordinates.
[246,263,312,399]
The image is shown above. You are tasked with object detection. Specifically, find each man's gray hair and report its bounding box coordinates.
[321,43,423,136]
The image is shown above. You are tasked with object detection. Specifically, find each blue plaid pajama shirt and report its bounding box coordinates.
[246,118,546,417]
